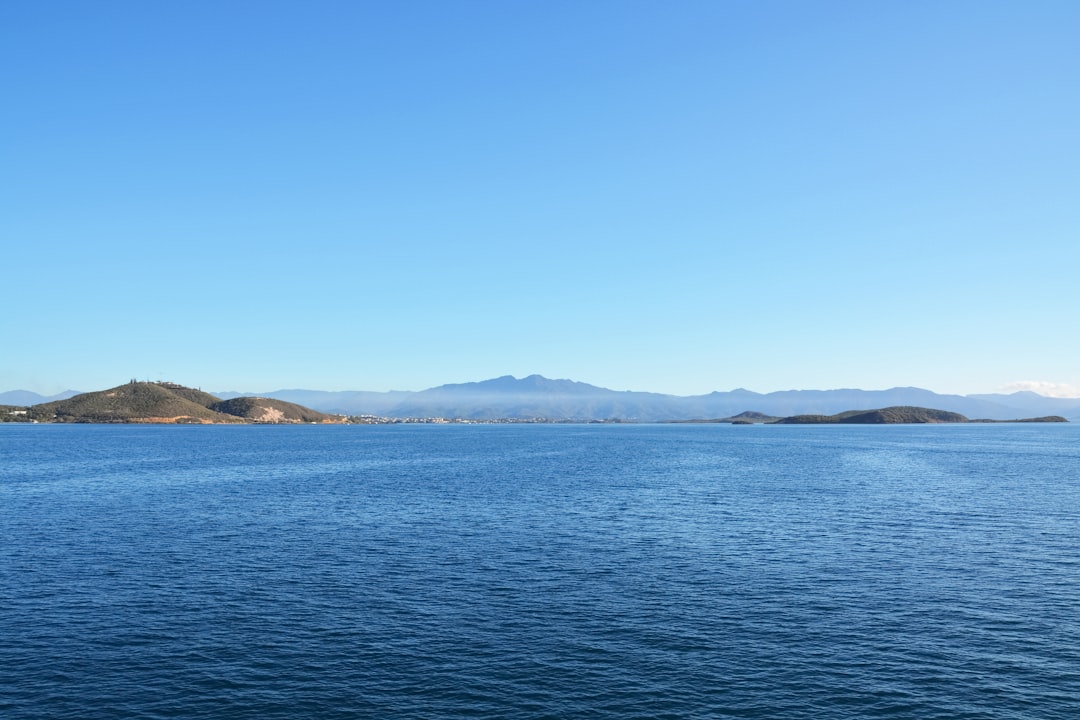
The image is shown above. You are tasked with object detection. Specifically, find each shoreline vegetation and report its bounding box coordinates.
[0,382,1068,425]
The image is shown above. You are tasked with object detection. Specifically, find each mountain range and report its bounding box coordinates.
[0,389,82,406]
[5,375,1079,422]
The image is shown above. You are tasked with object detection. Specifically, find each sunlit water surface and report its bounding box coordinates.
[2,423,1078,719]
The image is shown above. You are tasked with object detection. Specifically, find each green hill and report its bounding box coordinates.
[210,396,339,423]
[670,411,783,424]
[1,405,31,422]
[770,406,1069,424]
[774,406,970,424]
[21,381,342,424]
[28,382,239,423]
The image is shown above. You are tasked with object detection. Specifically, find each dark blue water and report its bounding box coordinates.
[2,423,1079,719]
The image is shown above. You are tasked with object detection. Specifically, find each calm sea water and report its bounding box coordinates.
[2,423,1078,719]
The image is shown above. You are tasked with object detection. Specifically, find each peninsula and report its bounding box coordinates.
[0,381,345,424]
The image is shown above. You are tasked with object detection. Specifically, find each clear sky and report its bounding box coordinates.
[3,1,1078,397]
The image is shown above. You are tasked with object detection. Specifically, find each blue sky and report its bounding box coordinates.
[3,1,1078,397]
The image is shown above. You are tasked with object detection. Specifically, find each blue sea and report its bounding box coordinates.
[2,423,1078,719]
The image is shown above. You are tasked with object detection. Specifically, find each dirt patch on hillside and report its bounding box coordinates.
[254,405,287,422]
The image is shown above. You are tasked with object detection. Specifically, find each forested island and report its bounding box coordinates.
[768,406,1067,424]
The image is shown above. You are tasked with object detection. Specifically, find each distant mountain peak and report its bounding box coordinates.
[0,389,82,406]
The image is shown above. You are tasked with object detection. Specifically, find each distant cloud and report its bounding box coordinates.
[998,381,1080,398]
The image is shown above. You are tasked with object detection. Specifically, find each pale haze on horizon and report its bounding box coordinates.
[3,2,1078,398]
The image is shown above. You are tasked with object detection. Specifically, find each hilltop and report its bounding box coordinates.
[5,381,344,424]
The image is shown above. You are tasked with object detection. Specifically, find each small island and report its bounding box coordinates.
[670,411,784,424]
[767,406,1067,424]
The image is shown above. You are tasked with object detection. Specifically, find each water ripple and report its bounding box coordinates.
[2,424,1079,718]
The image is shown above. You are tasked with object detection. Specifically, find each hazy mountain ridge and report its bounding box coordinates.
[217,376,1080,421]
[968,391,1080,415]
[0,389,81,405]
[6,376,1079,421]
[214,388,410,416]
[387,375,687,421]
